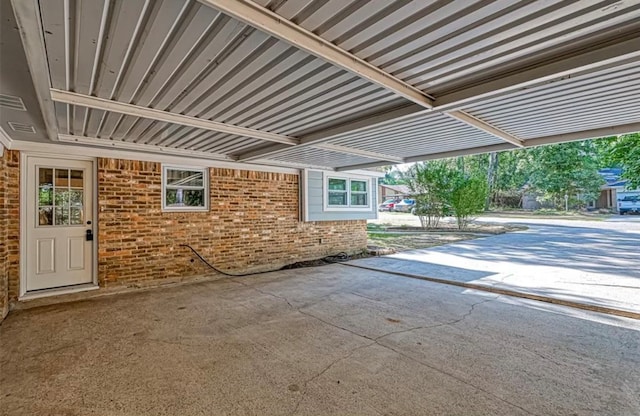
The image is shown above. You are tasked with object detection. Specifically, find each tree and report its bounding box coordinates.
[485,152,498,210]
[406,160,488,230]
[600,133,640,189]
[405,161,451,229]
[448,171,488,230]
[491,149,532,207]
[527,141,603,208]
[379,166,407,185]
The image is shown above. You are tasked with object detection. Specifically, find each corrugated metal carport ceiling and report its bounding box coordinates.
[14,0,640,170]
[463,62,640,140]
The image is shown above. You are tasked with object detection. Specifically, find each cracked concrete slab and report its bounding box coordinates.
[1,265,639,415]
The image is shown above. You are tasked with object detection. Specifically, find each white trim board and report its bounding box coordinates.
[51,89,299,146]
[0,126,13,149]
[10,140,302,175]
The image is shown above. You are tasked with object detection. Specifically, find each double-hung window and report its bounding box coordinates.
[162,165,209,211]
[325,176,370,210]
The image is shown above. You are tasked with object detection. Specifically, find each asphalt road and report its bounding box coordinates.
[364,213,640,313]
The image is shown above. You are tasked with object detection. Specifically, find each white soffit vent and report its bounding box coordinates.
[0,94,27,111]
[7,121,36,133]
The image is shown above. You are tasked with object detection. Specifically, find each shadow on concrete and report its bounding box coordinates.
[350,256,494,282]
[396,224,640,280]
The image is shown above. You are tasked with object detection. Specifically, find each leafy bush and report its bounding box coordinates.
[448,175,488,229]
[406,161,488,230]
[406,161,451,229]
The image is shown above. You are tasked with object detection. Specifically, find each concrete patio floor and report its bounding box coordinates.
[1,265,639,416]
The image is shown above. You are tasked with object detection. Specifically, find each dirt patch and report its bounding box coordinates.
[367,222,527,252]
[281,252,371,269]
[480,209,611,221]
[368,232,478,252]
[382,223,526,234]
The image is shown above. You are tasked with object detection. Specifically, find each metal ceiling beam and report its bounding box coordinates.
[446,111,524,147]
[11,0,59,141]
[403,143,517,164]
[250,158,335,172]
[314,143,404,164]
[334,161,400,172]
[336,121,640,171]
[335,143,516,171]
[197,0,434,109]
[58,134,235,161]
[237,104,427,161]
[434,36,640,111]
[50,89,299,146]
[524,122,640,148]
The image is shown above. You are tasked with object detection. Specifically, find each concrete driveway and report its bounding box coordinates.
[1,265,639,415]
[365,213,640,314]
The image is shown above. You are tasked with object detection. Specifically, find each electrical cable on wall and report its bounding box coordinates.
[180,244,351,277]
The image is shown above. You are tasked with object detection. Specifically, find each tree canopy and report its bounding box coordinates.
[390,133,638,212]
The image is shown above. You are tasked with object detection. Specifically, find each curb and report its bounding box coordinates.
[339,262,640,320]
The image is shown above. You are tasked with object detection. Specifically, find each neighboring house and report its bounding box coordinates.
[378,184,411,203]
[589,168,633,211]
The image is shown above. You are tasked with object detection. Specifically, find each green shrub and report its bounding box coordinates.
[448,175,488,230]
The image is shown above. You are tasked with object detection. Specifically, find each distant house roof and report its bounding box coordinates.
[380,184,411,195]
[598,168,627,189]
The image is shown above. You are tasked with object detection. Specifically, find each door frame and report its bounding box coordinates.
[19,152,99,299]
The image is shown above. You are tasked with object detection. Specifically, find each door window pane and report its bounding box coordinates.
[55,206,69,225]
[69,190,83,206]
[70,207,83,225]
[39,207,53,226]
[39,168,53,187]
[54,189,69,207]
[70,170,83,188]
[55,169,69,187]
[39,187,52,206]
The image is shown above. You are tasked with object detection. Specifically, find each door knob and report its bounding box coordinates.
[86,229,93,241]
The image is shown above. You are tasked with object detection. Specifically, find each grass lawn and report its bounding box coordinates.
[367,222,526,252]
[480,209,612,221]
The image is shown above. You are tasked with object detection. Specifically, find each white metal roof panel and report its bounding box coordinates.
[267,146,378,169]
[465,63,640,140]
[39,0,400,140]
[327,112,506,158]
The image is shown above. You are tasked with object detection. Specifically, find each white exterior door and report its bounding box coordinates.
[25,156,94,292]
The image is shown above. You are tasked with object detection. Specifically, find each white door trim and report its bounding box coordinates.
[19,152,99,298]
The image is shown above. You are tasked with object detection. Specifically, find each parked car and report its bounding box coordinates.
[392,199,416,213]
[378,198,398,212]
[411,202,453,216]
[619,195,640,215]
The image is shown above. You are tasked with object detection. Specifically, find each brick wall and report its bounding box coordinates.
[98,159,367,287]
[1,149,20,320]
[1,155,367,308]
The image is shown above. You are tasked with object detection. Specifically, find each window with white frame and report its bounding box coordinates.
[325,176,370,210]
[162,165,209,211]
